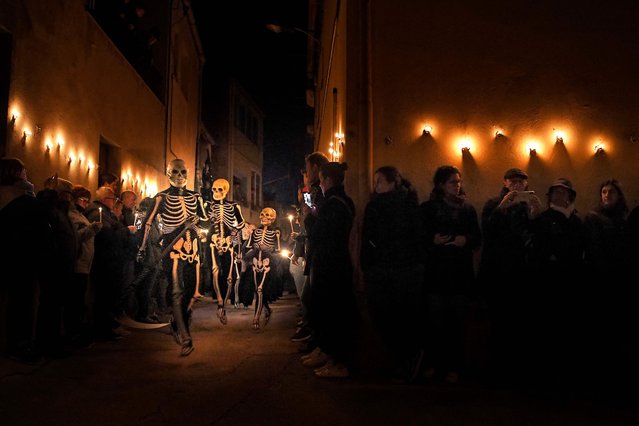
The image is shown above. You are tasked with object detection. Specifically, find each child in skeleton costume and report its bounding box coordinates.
[208,178,246,324]
[245,208,281,329]
[137,159,208,357]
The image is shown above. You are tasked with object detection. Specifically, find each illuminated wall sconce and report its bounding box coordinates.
[21,129,32,145]
[594,143,605,155]
[67,154,75,165]
[87,161,94,172]
[10,112,19,127]
[553,129,565,144]
[495,129,504,138]
[423,125,433,135]
[529,147,537,156]
[461,146,471,154]
[45,140,53,152]
[56,136,64,150]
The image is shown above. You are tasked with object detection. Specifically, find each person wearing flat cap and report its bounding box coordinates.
[477,167,542,377]
[527,178,585,383]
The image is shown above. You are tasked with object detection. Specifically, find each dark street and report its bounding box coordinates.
[1,294,638,426]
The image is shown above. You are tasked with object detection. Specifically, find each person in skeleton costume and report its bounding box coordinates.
[208,178,246,324]
[137,159,208,356]
[245,207,281,329]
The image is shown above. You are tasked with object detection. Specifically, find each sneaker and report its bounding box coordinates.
[136,315,160,324]
[301,347,321,361]
[302,350,329,368]
[290,328,312,342]
[315,362,349,378]
[298,340,316,354]
[180,340,194,357]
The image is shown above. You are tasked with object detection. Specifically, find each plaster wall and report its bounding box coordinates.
[368,1,639,214]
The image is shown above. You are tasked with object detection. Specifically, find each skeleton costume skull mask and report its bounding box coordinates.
[259,207,277,226]
[212,178,230,201]
[167,159,188,188]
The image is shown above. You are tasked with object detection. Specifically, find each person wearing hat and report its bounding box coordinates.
[67,185,103,347]
[477,167,542,380]
[527,178,584,386]
[36,175,79,358]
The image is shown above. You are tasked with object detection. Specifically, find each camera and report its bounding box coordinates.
[513,190,535,203]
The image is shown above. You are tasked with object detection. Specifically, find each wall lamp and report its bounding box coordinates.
[594,143,605,155]
[10,113,18,127]
[21,130,31,145]
[461,146,471,154]
[423,125,433,135]
[529,147,537,156]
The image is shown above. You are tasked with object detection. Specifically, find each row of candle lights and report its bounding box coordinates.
[10,108,159,196]
[421,125,612,157]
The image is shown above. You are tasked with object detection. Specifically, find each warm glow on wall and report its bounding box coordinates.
[592,139,606,155]
[457,136,474,155]
[417,120,438,137]
[553,129,565,143]
[524,139,542,156]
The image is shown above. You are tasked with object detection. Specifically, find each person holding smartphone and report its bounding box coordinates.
[478,167,541,382]
[290,152,329,348]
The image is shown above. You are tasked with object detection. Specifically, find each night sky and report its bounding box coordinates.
[190,0,312,206]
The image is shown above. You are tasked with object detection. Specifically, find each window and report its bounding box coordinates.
[234,101,258,144]
[250,171,261,210]
[233,175,248,208]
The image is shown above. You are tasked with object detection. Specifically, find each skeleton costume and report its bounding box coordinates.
[245,208,281,329]
[137,159,208,356]
[208,178,246,324]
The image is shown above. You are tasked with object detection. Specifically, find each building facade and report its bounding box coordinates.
[310,0,639,222]
[1,0,204,196]
[208,78,264,224]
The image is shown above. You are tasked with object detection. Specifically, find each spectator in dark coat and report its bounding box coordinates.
[361,166,424,383]
[0,158,52,363]
[36,176,78,358]
[583,179,634,388]
[420,165,481,384]
[478,167,542,380]
[528,178,585,389]
[305,162,357,378]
